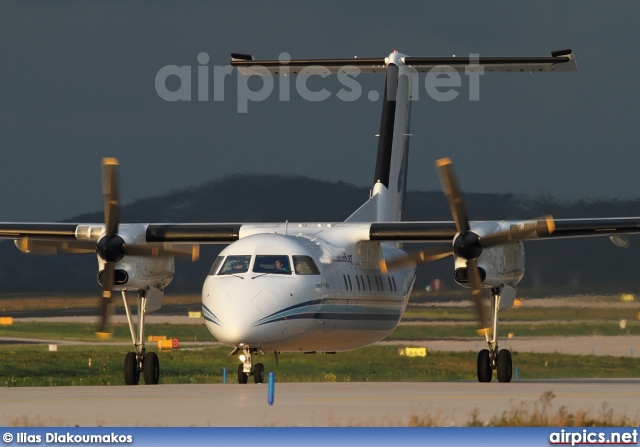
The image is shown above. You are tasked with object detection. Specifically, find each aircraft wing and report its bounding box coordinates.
[368,218,640,243]
[3,218,639,250]
[140,217,640,244]
[0,222,243,254]
[0,223,80,240]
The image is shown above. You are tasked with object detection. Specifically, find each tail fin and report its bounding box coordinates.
[346,55,412,222]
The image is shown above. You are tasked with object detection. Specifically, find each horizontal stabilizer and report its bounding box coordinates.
[231,50,576,75]
[404,50,576,73]
[232,56,387,75]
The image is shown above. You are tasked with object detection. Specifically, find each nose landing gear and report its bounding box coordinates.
[235,346,265,384]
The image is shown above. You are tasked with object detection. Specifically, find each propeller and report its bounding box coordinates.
[14,158,199,338]
[95,158,121,338]
[380,157,555,334]
[94,158,199,338]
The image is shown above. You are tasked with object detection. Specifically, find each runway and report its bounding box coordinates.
[1,380,638,426]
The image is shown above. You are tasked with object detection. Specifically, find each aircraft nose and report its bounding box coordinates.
[205,282,279,346]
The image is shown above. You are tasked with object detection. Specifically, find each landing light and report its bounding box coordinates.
[239,354,246,363]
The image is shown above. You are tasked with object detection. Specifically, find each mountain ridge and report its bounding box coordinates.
[1,173,639,295]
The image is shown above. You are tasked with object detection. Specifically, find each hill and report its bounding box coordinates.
[1,173,639,296]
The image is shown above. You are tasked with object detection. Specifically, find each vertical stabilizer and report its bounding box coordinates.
[346,52,412,223]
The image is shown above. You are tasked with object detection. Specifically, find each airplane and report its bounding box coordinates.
[2,49,640,385]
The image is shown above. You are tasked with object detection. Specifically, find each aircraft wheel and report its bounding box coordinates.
[237,363,248,384]
[254,363,265,384]
[124,352,140,385]
[477,349,492,383]
[143,352,160,385]
[496,349,512,383]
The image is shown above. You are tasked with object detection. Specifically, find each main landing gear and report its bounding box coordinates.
[477,287,512,383]
[235,346,265,384]
[121,289,160,385]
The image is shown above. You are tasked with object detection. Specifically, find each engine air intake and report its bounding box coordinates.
[454,267,486,283]
[97,269,129,286]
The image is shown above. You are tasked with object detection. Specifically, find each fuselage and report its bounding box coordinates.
[201,225,416,353]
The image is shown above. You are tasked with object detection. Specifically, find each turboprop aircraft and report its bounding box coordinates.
[2,49,640,385]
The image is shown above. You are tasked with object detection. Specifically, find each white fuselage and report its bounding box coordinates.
[201,225,416,353]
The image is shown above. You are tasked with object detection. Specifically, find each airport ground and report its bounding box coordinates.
[0,294,638,426]
[1,381,639,427]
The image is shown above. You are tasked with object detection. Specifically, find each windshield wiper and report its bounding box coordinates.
[223,273,245,279]
[251,273,270,279]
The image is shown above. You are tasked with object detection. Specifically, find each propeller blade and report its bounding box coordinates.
[96,261,115,338]
[379,245,454,273]
[466,258,491,336]
[536,215,556,237]
[436,158,470,235]
[124,243,200,262]
[479,216,555,248]
[16,238,96,254]
[102,158,120,236]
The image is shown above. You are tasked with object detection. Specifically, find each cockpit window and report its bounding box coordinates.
[208,256,225,276]
[253,255,292,275]
[218,255,251,274]
[292,255,321,275]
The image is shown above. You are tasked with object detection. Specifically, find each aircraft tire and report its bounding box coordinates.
[496,349,512,383]
[254,363,265,384]
[477,349,492,382]
[237,363,248,384]
[143,352,160,385]
[124,352,140,385]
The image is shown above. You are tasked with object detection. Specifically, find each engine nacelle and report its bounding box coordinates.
[454,241,525,289]
[95,223,175,291]
[97,255,175,291]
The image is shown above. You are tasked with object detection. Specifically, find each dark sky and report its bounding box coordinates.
[2,1,639,221]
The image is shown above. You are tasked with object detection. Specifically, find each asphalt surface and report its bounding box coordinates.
[0,380,638,426]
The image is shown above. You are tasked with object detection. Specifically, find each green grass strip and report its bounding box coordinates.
[388,321,640,339]
[0,345,638,387]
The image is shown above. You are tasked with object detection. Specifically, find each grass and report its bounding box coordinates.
[403,391,640,427]
[1,345,639,387]
[0,294,201,312]
[388,321,640,339]
[2,320,639,343]
[0,321,212,342]
[402,306,640,322]
[2,319,639,343]
[479,391,639,427]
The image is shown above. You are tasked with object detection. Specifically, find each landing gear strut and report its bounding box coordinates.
[235,346,265,384]
[476,287,512,383]
[121,289,160,385]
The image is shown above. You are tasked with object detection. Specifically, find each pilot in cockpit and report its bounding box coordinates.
[273,259,289,273]
[234,261,246,271]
